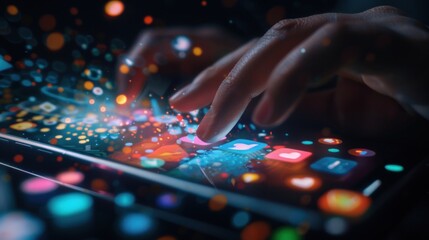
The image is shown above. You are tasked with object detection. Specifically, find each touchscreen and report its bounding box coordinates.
[0,28,420,223]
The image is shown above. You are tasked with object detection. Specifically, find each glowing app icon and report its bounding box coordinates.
[265,148,312,163]
[10,121,37,131]
[146,144,188,162]
[311,157,357,175]
[318,138,342,145]
[318,189,371,217]
[179,135,225,146]
[348,148,376,157]
[218,139,267,154]
[285,175,321,191]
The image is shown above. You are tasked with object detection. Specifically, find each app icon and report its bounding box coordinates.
[311,157,357,175]
[285,175,321,191]
[10,121,37,131]
[318,138,342,145]
[179,135,225,146]
[318,189,371,217]
[348,148,376,157]
[146,144,188,162]
[218,139,267,154]
[265,148,312,163]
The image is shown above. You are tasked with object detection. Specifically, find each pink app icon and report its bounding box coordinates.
[265,148,312,163]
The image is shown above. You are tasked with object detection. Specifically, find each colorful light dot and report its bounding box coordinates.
[209,194,227,211]
[83,81,94,90]
[46,32,65,51]
[385,164,403,172]
[105,1,124,17]
[6,5,19,16]
[272,227,301,240]
[232,211,250,228]
[115,192,135,207]
[328,148,340,153]
[143,15,153,25]
[301,140,313,145]
[48,193,93,217]
[56,171,84,185]
[192,47,203,56]
[120,213,153,236]
[21,177,58,194]
[116,94,127,105]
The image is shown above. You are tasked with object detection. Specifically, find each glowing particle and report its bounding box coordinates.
[119,64,130,74]
[116,94,127,105]
[300,48,306,53]
[156,193,179,209]
[84,81,94,90]
[40,128,50,133]
[241,173,261,183]
[328,148,340,153]
[92,87,103,96]
[143,15,153,25]
[148,64,158,74]
[115,192,135,207]
[120,213,153,236]
[192,47,203,56]
[318,138,342,145]
[171,35,191,52]
[13,154,24,163]
[209,194,227,211]
[46,32,65,51]
[89,99,95,104]
[100,106,106,112]
[140,157,165,168]
[301,140,313,145]
[385,164,403,172]
[21,177,58,194]
[105,1,124,17]
[201,0,208,6]
[56,171,84,185]
[122,146,132,154]
[48,193,93,217]
[241,221,271,240]
[272,227,301,240]
[232,211,250,228]
[0,212,44,240]
[6,5,19,16]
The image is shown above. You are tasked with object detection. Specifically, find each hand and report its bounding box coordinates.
[169,6,429,142]
[115,26,242,102]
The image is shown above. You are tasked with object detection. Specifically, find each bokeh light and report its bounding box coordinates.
[47,193,93,217]
[21,177,58,194]
[6,5,19,16]
[39,14,56,32]
[105,1,124,17]
[208,194,227,211]
[45,32,65,51]
[144,15,153,25]
[115,192,135,207]
[56,171,84,185]
[120,213,153,236]
[0,212,44,240]
[116,94,127,105]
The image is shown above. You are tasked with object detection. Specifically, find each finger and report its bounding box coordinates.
[195,13,359,142]
[169,39,257,112]
[252,22,409,127]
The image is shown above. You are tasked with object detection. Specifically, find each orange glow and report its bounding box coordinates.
[143,15,153,25]
[241,221,271,240]
[46,32,65,51]
[119,64,130,74]
[105,1,124,17]
[192,47,203,56]
[13,154,24,163]
[89,99,95,105]
[116,94,127,105]
[208,194,227,211]
[39,14,56,32]
[84,81,94,90]
[7,5,19,16]
[70,7,79,15]
[100,106,106,112]
[148,64,158,74]
[146,144,188,162]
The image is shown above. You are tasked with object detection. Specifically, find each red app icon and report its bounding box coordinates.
[318,189,371,217]
[265,148,312,163]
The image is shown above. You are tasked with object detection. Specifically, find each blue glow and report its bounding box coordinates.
[48,193,93,217]
[385,164,403,172]
[232,211,250,228]
[150,98,161,117]
[0,58,12,71]
[156,193,179,209]
[301,140,313,145]
[115,192,135,207]
[120,213,152,236]
[328,148,340,153]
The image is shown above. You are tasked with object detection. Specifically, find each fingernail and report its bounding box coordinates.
[253,95,275,125]
[169,86,189,103]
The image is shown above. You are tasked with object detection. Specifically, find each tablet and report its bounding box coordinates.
[0,43,428,239]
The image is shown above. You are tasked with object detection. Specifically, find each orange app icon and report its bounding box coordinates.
[318,189,371,217]
[285,175,321,191]
[146,144,189,162]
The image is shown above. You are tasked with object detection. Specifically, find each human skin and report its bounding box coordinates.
[119,6,429,142]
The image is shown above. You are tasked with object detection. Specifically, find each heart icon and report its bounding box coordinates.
[291,177,315,189]
[279,152,301,159]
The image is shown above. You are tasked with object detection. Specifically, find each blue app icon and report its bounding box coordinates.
[310,157,357,175]
[218,139,267,154]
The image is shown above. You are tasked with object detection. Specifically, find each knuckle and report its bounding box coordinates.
[368,5,403,16]
[270,19,298,32]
